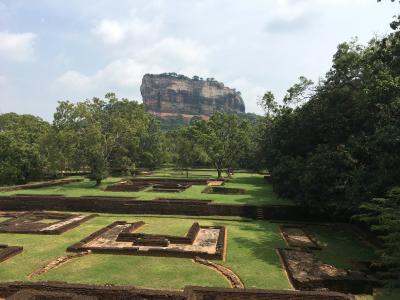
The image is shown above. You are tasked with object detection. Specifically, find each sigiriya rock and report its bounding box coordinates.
[140,73,245,122]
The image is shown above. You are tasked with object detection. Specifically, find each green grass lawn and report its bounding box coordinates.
[0,213,376,291]
[0,171,292,206]
[312,224,377,270]
[0,214,290,290]
[0,170,385,296]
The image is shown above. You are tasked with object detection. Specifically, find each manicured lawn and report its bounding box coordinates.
[0,171,292,206]
[312,224,377,270]
[0,214,290,290]
[0,170,382,295]
[0,213,377,291]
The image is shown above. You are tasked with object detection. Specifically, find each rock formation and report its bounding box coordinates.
[140,73,245,122]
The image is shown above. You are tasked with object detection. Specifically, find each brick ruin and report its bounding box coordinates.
[0,178,83,192]
[105,178,206,193]
[149,183,193,193]
[0,282,355,300]
[67,221,226,260]
[0,244,23,263]
[0,211,96,234]
[0,196,378,296]
[2,195,302,219]
[277,248,375,294]
[280,225,321,250]
[276,224,375,294]
[202,186,246,195]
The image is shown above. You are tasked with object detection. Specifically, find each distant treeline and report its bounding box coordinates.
[0,95,264,185]
[157,112,262,131]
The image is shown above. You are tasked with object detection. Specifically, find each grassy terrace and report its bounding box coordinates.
[0,171,292,206]
[0,170,384,297]
[0,213,375,290]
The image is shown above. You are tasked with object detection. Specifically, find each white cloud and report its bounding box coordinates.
[0,75,8,86]
[56,71,91,91]
[54,35,211,101]
[0,32,36,62]
[93,18,161,45]
[140,37,209,65]
[54,59,163,101]
[93,20,125,44]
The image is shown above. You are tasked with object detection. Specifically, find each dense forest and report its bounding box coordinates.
[0,14,399,287]
[261,16,400,285]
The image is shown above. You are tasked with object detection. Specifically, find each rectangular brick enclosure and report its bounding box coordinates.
[0,211,96,234]
[0,244,23,263]
[68,221,226,260]
[277,248,374,294]
[106,178,205,193]
[202,186,246,195]
[280,225,321,250]
[149,183,192,193]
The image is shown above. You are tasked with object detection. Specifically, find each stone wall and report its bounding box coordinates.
[0,195,310,221]
[0,282,354,300]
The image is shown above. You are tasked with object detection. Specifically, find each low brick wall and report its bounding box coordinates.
[0,178,83,192]
[67,221,127,251]
[202,186,246,195]
[0,245,23,263]
[155,198,213,204]
[184,286,354,300]
[0,282,355,300]
[0,282,184,300]
[68,222,226,260]
[277,248,375,294]
[0,211,96,235]
[0,195,311,221]
[105,183,150,192]
[131,178,208,185]
[118,222,200,245]
[280,225,322,250]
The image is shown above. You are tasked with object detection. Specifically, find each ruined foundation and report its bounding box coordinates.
[67,221,226,260]
[0,211,96,234]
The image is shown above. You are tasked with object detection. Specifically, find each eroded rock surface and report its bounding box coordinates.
[141,73,245,121]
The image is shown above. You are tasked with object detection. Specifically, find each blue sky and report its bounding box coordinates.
[0,0,397,120]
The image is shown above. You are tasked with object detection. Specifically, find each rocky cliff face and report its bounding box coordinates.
[140,74,245,120]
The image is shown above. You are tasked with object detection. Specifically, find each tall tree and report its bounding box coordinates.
[170,126,207,177]
[263,18,400,216]
[53,94,164,185]
[0,113,50,185]
[193,113,249,178]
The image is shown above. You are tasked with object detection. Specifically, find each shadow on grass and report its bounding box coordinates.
[220,220,285,269]
[374,289,400,300]
[227,177,292,206]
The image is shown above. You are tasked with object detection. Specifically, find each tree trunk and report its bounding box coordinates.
[186,168,189,178]
[95,178,102,186]
[217,168,222,179]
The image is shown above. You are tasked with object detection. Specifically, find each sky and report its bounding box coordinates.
[0,0,398,120]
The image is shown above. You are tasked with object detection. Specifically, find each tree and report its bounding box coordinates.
[0,113,50,185]
[283,76,314,107]
[357,188,400,286]
[53,94,164,185]
[171,126,207,177]
[193,113,249,178]
[258,91,278,118]
[263,18,400,215]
